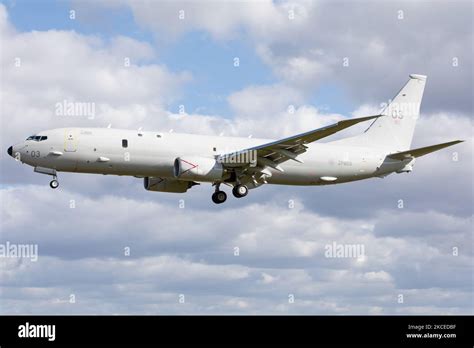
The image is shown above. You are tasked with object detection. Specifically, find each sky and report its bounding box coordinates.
[0,0,472,314]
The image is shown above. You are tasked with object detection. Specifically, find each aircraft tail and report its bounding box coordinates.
[362,74,427,151]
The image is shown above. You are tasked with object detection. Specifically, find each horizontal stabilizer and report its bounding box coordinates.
[387,140,463,160]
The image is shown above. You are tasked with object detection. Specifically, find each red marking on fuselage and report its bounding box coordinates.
[179,158,198,176]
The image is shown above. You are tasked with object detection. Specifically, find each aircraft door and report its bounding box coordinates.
[64,130,78,152]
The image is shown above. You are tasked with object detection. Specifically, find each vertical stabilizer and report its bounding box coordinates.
[363,74,427,151]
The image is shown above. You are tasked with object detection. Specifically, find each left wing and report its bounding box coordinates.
[218,114,382,185]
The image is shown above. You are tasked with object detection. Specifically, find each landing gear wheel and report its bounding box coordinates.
[212,191,227,204]
[50,179,59,189]
[232,184,248,198]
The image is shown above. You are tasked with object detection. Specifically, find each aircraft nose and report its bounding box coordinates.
[7,146,13,157]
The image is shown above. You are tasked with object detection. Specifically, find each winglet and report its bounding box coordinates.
[409,74,427,81]
[338,114,383,127]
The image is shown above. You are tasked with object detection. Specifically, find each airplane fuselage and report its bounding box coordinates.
[9,127,408,186]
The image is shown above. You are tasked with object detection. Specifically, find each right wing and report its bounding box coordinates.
[218,114,383,186]
[219,114,383,169]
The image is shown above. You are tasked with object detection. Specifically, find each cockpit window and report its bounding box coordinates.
[26,135,47,141]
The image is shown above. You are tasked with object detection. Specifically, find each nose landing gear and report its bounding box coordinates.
[34,167,59,189]
[49,178,59,189]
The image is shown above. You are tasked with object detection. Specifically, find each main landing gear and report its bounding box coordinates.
[212,190,227,204]
[211,183,248,204]
[232,184,248,198]
[211,183,227,204]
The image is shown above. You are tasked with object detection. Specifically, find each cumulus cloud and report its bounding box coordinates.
[120,0,472,113]
[0,3,192,147]
[125,0,292,41]
[1,185,471,314]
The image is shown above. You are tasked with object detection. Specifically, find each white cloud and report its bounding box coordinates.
[108,35,155,62]
[363,271,392,282]
[260,272,279,284]
[228,83,304,117]
[0,4,192,146]
[119,1,472,113]
[126,0,292,41]
[1,185,472,314]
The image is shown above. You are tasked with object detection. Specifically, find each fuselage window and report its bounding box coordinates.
[122,139,128,148]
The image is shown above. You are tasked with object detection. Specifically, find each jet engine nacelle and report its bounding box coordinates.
[144,177,194,193]
[174,156,224,182]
